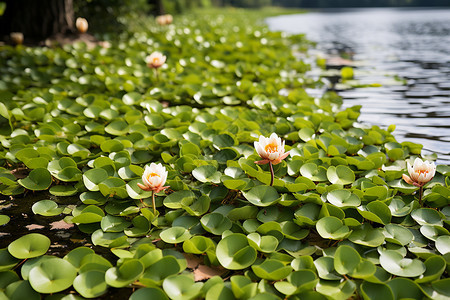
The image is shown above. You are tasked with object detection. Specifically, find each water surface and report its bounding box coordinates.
[267,8,450,163]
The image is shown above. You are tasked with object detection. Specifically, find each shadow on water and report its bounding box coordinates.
[267,7,450,164]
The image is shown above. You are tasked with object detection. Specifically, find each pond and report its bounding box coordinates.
[267,7,450,164]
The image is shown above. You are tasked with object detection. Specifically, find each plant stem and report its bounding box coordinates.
[152,191,156,215]
[154,68,159,82]
[269,161,274,186]
[419,186,423,206]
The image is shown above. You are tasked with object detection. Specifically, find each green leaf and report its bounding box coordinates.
[216,233,257,270]
[379,250,425,277]
[28,257,77,293]
[8,233,50,259]
[18,168,52,191]
[243,185,279,207]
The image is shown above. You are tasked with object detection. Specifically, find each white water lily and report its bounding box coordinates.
[402,157,436,187]
[137,163,169,193]
[76,17,89,33]
[146,51,166,69]
[254,133,290,165]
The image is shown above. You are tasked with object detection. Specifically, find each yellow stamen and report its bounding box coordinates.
[415,169,428,175]
[265,142,278,153]
[149,172,160,178]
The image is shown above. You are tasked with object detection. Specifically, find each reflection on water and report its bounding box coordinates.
[267,8,450,163]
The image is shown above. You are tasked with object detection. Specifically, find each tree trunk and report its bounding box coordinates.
[148,0,165,15]
[0,0,74,43]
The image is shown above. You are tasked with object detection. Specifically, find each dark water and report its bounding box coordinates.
[267,8,450,164]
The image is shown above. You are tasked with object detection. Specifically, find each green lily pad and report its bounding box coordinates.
[251,259,293,281]
[274,269,318,295]
[183,236,215,254]
[201,213,232,235]
[18,168,52,191]
[160,227,191,244]
[326,189,361,207]
[32,200,63,216]
[348,223,385,247]
[0,248,20,271]
[300,163,328,182]
[243,185,279,207]
[360,281,394,300]
[314,256,341,280]
[130,287,169,300]
[164,190,196,209]
[316,216,352,240]
[28,257,77,293]
[216,233,257,270]
[415,255,446,283]
[0,215,10,226]
[192,165,221,184]
[383,224,413,246]
[387,278,423,300]
[327,165,355,185]
[83,168,109,191]
[247,233,279,253]
[105,259,144,288]
[411,208,443,226]
[8,233,50,259]
[140,256,182,286]
[73,270,108,298]
[162,275,203,300]
[435,235,450,255]
[357,201,392,225]
[4,280,40,300]
[379,250,425,277]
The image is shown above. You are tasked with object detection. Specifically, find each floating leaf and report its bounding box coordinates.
[216,233,257,270]
[17,168,52,191]
[8,233,50,259]
[316,216,352,240]
[243,185,279,207]
[28,257,77,293]
[379,250,425,277]
[32,200,63,216]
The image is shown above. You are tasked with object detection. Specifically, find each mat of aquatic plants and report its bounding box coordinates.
[0,9,449,300]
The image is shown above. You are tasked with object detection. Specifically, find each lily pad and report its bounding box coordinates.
[28,257,77,293]
[32,200,63,216]
[379,250,425,277]
[18,168,52,191]
[243,185,279,207]
[216,233,257,270]
[316,216,352,240]
[8,233,50,259]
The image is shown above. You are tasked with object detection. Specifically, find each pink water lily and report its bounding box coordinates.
[146,51,166,69]
[254,133,290,165]
[138,163,169,193]
[156,14,173,25]
[402,157,436,187]
[76,17,88,33]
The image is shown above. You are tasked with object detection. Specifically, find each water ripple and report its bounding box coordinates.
[267,8,450,163]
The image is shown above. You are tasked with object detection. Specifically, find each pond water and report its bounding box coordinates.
[267,8,450,164]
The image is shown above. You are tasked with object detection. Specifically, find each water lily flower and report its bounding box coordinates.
[137,163,169,193]
[146,51,166,69]
[156,14,173,25]
[254,133,290,165]
[10,32,24,45]
[402,157,436,187]
[76,17,89,33]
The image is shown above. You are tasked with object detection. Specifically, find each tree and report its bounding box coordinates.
[0,0,75,42]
